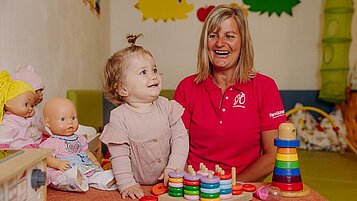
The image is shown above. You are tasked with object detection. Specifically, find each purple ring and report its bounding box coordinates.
[200,175,220,184]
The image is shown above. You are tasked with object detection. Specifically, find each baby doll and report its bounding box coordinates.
[100,34,189,199]
[0,71,40,148]
[39,97,116,192]
[12,65,48,139]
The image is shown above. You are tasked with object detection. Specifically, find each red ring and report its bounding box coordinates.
[183,180,200,186]
[272,181,303,191]
[242,184,256,192]
[139,196,158,201]
[232,190,243,195]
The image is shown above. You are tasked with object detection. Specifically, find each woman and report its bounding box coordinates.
[174,4,286,182]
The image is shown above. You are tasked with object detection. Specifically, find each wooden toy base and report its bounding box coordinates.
[280,184,311,198]
[158,192,253,201]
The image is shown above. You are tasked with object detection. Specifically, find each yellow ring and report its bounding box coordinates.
[200,198,220,201]
[168,177,183,183]
[276,153,298,161]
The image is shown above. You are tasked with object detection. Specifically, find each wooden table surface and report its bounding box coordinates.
[47,182,327,201]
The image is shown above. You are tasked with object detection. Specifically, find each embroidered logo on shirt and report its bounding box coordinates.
[233,92,246,108]
[269,110,285,119]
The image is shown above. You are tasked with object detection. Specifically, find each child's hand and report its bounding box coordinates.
[57,160,71,172]
[158,168,174,186]
[121,184,144,199]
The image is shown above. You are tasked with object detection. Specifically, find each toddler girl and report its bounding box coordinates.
[100,34,189,199]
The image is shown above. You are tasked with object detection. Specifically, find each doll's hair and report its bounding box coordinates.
[12,65,45,91]
[103,33,153,106]
[0,71,34,121]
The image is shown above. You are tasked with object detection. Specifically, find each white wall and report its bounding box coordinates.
[0,0,110,106]
[110,0,357,90]
[1,0,356,105]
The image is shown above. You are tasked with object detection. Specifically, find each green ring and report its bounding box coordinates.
[184,189,200,195]
[184,185,200,191]
[275,160,299,169]
[168,186,183,193]
[200,192,220,198]
[169,191,184,197]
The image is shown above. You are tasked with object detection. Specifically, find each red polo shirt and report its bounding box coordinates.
[174,73,286,174]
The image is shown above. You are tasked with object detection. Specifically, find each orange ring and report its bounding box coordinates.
[232,183,243,190]
[216,173,232,180]
[277,148,297,154]
[152,183,168,195]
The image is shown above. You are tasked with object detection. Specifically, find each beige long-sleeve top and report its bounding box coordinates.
[100,96,189,193]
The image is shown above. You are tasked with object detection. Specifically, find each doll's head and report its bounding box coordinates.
[43,97,78,136]
[0,71,35,122]
[103,34,162,106]
[12,65,45,106]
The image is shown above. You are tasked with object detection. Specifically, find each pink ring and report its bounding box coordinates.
[168,170,186,178]
[220,193,232,199]
[184,174,202,181]
[168,182,183,188]
[200,176,220,184]
[184,194,200,200]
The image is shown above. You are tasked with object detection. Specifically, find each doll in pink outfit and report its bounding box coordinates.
[100,34,189,199]
[12,65,48,140]
[0,71,40,148]
[39,97,116,192]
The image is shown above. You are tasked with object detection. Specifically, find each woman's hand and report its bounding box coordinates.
[121,184,144,199]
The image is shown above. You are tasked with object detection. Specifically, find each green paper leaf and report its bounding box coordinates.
[243,0,300,17]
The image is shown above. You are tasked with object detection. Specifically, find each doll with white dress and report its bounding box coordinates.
[0,71,41,148]
[39,97,116,192]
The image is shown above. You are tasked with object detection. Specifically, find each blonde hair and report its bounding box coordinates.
[196,4,255,83]
[103,34,153,106]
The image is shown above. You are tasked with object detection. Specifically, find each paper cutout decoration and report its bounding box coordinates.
[82,0,101,17]
[197,5,215,22]
[135,0,193,22]
[243,0,300,17]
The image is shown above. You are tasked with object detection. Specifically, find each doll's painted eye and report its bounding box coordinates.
[59,117,65,122]
[70,116,77,121]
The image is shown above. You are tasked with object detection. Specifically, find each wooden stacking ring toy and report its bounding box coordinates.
[139,196,158,201]
[200,187,220,194]
[168,186,183,193]
[200,176,220,184]
[184,174,202,181]
[272,174,302,183]
[183,180,200,186]
[168,182,183,188]
[274,138,300,147]
[200,182,220,189]
[168,177,184,183]
[275,160,299,169]
[232,183,243,191]
[168,170,186,178]
[220,193,233,199]
[184,194,200,200]
[276,153,298,161]
[219,178,232,185]
[152,183,168,195]
[242,183,256,192]
[277,147,297,154]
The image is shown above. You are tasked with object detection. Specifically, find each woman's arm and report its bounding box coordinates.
[236,129,278,182]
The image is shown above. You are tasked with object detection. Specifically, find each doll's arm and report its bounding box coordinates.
[87,150,101,167]
[46,156,70,172]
